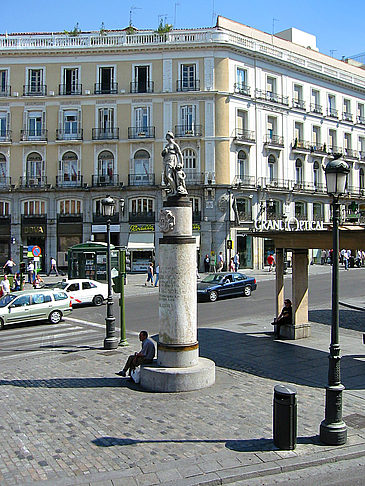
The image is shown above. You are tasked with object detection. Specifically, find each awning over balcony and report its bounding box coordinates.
[127,232,155,250]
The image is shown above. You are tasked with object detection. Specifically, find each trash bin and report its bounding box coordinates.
[273,384,297,450]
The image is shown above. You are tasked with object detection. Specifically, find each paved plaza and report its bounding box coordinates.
[0,268,365,485]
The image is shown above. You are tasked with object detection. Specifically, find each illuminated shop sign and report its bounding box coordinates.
[254,218,324,232]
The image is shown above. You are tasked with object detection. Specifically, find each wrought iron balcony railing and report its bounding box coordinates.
[59,84,82,95]
[258,177,290,190]
[92,128,119,140]
[23,85,47,96]
[255,89,289,105]
[56,174,83,187]
[128,174,155,186]
[357,115,365,125]
[0,130,12,142]
[94,82,118,95]
[264,134,284,146]
[56,128,83,141]
[309,103,323,114]
[176,79,200,92]
[128,126,155,139]
[292,139,310,151]
[130,81,154,93]
[234,83,251,96]
[174,125,202,137]
[292,99,306,110]
[237,211,252,222]
[19,176,47,188]
[57,213,83,223]
[359,151,365,161]
[93,212,119,223]
[185,171,204,185]
[327,108,338,118]
[0,85,11,97]
[309,143,326,154]
[232,175,256,187]
[343,148,359,159]
[129,211,155,223]
[92,174,120,187]
[234,128,255,143]
[21,129,48,141]
[342,112,353,122]
[0,176,12,189]
[327,145,342,155]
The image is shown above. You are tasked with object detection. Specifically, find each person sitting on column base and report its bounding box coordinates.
[271,299,292,338]
[116,331,155,377]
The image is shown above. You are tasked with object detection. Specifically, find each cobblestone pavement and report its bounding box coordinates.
[0,268,364,485]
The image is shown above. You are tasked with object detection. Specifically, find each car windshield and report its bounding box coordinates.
[201,274,224,284]
[0,294,16,307]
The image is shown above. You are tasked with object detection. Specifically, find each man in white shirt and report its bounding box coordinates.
[1,274,10,295]
[27,261,35,283]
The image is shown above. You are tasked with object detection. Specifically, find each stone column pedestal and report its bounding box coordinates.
[140,197,215,392]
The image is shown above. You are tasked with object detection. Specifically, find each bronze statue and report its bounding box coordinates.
[162,131,188,196]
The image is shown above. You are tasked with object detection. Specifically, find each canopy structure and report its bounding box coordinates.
[127,232,155,250]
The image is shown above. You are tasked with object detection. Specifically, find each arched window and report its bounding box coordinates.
[313,202,323,220]
[97,150,115,185]
[23,200,46,215]
[58,199,82,215]
[295,201,307,219]
[237,150,247,180]
[266,199,281,219]
[360,168,364,190]
[129,197,155,222]
[132,150,151,185]
[313,161,320,189]
[0,154,7,185]
[26,152,45,186]
[268,154,276,182]
[59,151,79,185]
[236,197,251,221]
[0,200,10,216]
[295,158,303,184]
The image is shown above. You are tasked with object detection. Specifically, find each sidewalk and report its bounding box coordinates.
[0,268,364,485]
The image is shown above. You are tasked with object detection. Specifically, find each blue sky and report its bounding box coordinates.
[0,0,363,59]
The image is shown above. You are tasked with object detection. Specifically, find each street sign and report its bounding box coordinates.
[32,246,42,257]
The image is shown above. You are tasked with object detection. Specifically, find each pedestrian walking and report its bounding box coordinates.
[0,274,10,295]
[267,253,275,272]
[229,257,235,272]
[33,274,44,289]
[217,252,224,272]
[342,250,349,270]
[115,330,155,377]
[321,249,326,265]
[233,252,240,272]
[154,265,159,287]
[27,261,34,283]
[203,254,210,273]
[47,257,59,276]
[12,273,21,291]
[3,257,16,275]
[145,262,154,286]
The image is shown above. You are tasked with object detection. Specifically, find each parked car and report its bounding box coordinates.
[45,279,108,306]
[197,272,257,302]
[0,289,72,330]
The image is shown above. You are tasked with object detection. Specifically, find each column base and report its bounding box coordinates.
[320,420,347,445]
[140,357,215,392]
[104,337,119,349]
[280,323,311,340]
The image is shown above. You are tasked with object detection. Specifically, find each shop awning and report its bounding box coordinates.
[127,232,155,250]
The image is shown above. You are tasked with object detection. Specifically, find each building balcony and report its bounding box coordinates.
[129,211,155,223]
[359,151,365,161]
[266,212,284,221]
[264,134,284,148]
[19,176,47,188]
[185,171,204,185]
[232,175,256,187]
[92,128,119,140]
[237,211,252,222]
[128,126,155,139]
[176,79,200,92]
[343,148,359,160]
[56,128,83,141]
[92,174,120,187]
[259,177,290,190]
[23,85,47,96]
[309,143,327,155]
[20,129,48,142]
[175,125,202,137]
[342,112,353,122]
[234,83,251,96]
[292,139,310,152]
[21,214,47,223]
[234,128,255,144]
[59,84,82,95]
[357,115,365,125]
[57,213,83,223]
[295,213,308,221]
[93,212,119,224]
[327,108,338,119]
[128,174,155,186]
[56,174,84,188]
[130,81,154,93]
[0,177,12,190]
[255,89,289,106]
[291,181,327,193]
[94,82,118,95]
[309,103,323,115]
[292,99,306,110]
[0,85,11,97]
[0,130,12,143]
[327,145,342,156]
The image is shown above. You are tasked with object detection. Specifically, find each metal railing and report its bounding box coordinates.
[342,112,353,122]
[309,143,326,154]
[128,174,155,186]
[237,211,252,221]
[232,175,256,187]
[0,130,12,142]
[93,212,119,223]
[264,134,284,146]
[129,211,155,223]
[359,151,365,161]
[292,139,310,150]
[128,126,155,139]
[309,103,323,114]
[92,174,120,187]
[0,177,12,189]
[343,148,359,159]
[291,180,326,192]
[94,82,118,95]
[327,108,338,118]
[185,171,204,184]
[23,85,47,96]
[0,85,11,97]
[234,128,255,142]
[255,89,289,105]
[174,125,202,137]
[327,145,342,155]
[258,177,290,190]
[234,83,251,96]
[21,129,48,141]
[92,127,119,140]
[19,176,47,188]
[59,84,82,95]
[56,128,83,141]
[130,81,154,93]
[56,174,83,187]
[292,99,306,110]
[357,115,365,125]
[57,213,83,223]
[176,79,200,91]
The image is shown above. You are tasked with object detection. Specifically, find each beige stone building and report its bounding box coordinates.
[0,17,364,272]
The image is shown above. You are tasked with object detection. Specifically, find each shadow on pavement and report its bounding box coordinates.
[309,308,365,332]
[0,377,138,389]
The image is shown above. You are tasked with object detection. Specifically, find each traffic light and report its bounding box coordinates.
[112,275,122,293]
[227,240,233,250]
[20,262,26,273]
[125,250,131,272]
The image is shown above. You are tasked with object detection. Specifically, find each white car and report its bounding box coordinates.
[47,279,108,306]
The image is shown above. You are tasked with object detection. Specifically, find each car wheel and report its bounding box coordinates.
[244,286,252,297]
[0,318,4,330]
[209,290,218,302]
[49,310,62,324]
[93,295,104,306]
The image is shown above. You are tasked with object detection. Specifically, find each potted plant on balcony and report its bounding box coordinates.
[64,23,81,37]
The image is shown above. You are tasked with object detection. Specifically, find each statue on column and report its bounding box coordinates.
[162,131,188,196]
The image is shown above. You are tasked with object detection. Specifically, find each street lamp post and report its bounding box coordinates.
[320,156,349,445]
[101,195,118,350]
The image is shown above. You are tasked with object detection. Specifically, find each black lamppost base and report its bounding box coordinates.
[320,420,347,445]
[104,336,119,350]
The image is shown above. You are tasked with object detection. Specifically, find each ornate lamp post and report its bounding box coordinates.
[319,156,349,445]
[101,195,118,350]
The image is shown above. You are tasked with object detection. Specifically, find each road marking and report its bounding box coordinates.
[0,323,74,341]
[64,317,139,335]
[0,328,92,346]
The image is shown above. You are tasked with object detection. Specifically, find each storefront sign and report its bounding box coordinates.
[129,224,155,232]
[192,223,201,231]
[92,224,120,233]
[254,218,324,232]
[23,225,45,235]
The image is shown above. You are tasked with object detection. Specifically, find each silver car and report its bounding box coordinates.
[0,289,72,330]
